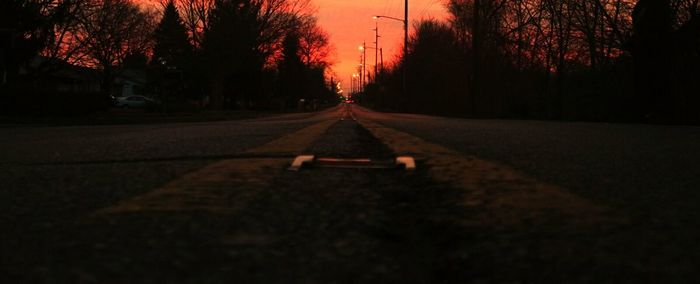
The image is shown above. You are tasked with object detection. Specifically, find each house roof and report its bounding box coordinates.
[27,56,101,82]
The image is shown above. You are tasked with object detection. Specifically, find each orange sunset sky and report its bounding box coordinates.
[140,0,449,90]
[314,0,448,89]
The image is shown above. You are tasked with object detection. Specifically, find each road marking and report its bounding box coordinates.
[396,156,416,171]
[97,120,337,214]
[245,120,336,155]
[288,155,315,171]
[358,119,618,226]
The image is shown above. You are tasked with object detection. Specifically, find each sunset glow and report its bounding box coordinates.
[314,0,448,88]
[139,0,448,90]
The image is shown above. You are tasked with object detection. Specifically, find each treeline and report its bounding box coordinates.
[0,0,337,114]
[367,0,700,123]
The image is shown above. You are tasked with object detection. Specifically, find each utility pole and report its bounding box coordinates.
[362,41,366,92]
[373,2,408,94]
[358,55,363,93]
[374,21,379,83]
[358,42,367,93]
[472,0,480,114]
[404,0,408,99]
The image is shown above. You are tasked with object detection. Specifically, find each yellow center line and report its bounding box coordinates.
[358,119,622,226]
[97,119,337,214]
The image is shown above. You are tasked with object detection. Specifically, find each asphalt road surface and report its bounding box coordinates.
[2,105,700,283]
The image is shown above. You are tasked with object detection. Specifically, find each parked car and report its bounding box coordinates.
[114,95,159,109]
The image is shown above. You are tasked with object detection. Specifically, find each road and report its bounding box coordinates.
[2,105,700,283]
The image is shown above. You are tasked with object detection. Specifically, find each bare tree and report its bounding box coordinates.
[296,16,332,68]
[1,0,93,78]
[39,0,115,72]
[569,0,634,70]
[175,0,214,47]
[256,0,313,61]
[71,0,156,95]
[200,0,314,109]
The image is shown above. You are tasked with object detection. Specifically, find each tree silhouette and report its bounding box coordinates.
[373,0,700,124]
[277,32,305,106]
[201,0,264,109]
[1,0,81,85]
[403,20,467,114]
[175,0,214,47]
[632,0,673,120]
[297,19,332,69]
[152,0,193,101]
[153,1,192,69]
[72,0,155,96]
[200,0,314,109]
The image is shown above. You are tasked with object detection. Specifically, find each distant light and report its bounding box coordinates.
[358,45,364,51]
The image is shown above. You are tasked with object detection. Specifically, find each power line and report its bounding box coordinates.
[419,0,440,20]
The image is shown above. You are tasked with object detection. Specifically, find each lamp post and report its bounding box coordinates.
[373,20,380,82]
[374,5,408,97]
[372,15,406,53]
[359,43,366,93]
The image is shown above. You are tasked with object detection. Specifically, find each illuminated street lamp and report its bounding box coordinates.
[374,0,408,97]
[372,15,407,59]
[373,15,404,23]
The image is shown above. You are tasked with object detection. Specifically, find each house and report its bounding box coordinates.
[114,69,147,97]
[20,56,101,94]
[18,56,150,98]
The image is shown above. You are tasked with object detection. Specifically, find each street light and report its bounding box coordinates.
[352,73,360,95]
[374,14,407,59]
[373,15,405,23]
[374,0,408,98]
[359,44,365,88]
